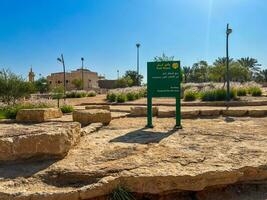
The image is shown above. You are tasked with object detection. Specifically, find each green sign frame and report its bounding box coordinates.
[147,61,182,129]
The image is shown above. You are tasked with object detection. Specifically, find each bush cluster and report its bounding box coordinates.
[60,105,74,113]
[0,102,53,119]
[236,87,247,96]
[106,89,146,103]
[247,86,262,96]
[199,89,237,101]
[65,91,96,98]
[184,90,198,101]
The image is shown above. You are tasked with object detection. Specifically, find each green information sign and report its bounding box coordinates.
[147,61,182,128]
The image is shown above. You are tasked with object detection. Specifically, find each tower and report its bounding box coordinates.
[28,67,35,82]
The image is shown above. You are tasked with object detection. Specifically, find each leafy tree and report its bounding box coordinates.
[188,61,209,82]
[262,69,267,82]
[182,66,191,83]
[0,69,35,105]
[34,77,49,93]
[154,53,174,62]
[114,76,133,88]
[52,86,64,107]
[72,79,83,90]
[124,70,143,86]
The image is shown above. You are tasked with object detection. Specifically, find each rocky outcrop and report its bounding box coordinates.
[0,117,266,199]
[73,109,112,126]
[0,122,81,162]
[16,108,63,123]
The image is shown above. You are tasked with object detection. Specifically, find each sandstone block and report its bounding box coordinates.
[85,105,110,111]
[16,108,63,123]
[248,109,267,117]
[200,109,221,117]
[0,122,81,162]
[222,109,248,117]
[73,109,111,126]
[158,110,175,118]
[181,110,199,119]
[130,106,158,117]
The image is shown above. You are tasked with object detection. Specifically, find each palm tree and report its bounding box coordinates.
[213,57,233,66]
[237,57,261,72]
[183,66,191,83]
[154,53,174,62]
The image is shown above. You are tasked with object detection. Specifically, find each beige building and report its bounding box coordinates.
[47,68,100,91]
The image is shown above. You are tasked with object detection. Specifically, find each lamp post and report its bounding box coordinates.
[81,57,84,90]
[117,69,119,79]
[57,54,66,101]
[226,24,232,101]
[136,43,140,75]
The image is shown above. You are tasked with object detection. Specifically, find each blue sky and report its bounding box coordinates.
[0,0,266,81]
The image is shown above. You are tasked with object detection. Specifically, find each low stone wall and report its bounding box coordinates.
[0,122,81,162]
[85,105,110,111]
[130,106,158,117]
[16,108,63,123]
[73,109,112,126]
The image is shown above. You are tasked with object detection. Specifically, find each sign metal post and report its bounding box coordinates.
[146,61,182,129]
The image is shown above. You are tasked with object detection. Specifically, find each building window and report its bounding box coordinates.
[57,80,61,84]
[66,80,69,84]
[49,81,52,84]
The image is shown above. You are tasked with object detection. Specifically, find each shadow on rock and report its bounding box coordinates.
[0,159,58,179]
[109,128,176,144]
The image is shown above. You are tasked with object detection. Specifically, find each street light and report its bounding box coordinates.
[136,43,140,75]
[57,54,66,100]
[226,24,232,101]
[81,57,84,90]
[117,69,119,79]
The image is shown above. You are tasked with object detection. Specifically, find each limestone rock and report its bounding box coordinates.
[0,122,81,162]
[130,106,158,117]
[200,109,221,117]
[73,109,111,126]
[222,109,248,117]
[16,108,63,123]
[85,105,110,111]
[158,110,175,118]
[181,110,199,119]
[248,109,267,117]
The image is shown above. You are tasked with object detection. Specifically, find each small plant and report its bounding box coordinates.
[200,88,237,101]
[247,86,262,96]
[109,186,135,200]
[87,91,96,97]
[107,93,117,102]
[126,92,136,101]
[116,93,127,103]
[236,87,247,96]
[60,105,74,113]
[184,90,198,101]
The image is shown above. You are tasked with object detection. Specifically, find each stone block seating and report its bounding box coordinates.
[130,106,158,117]
[16,108,63,123]
[0,122,81,162]
[85,105,110,111]
[73,109,112,126]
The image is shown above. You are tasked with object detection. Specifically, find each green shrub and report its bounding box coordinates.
[116,93,127,103]
[87,91,96,97]
[109,186,135,200]
[236,88,247,96]
[60,105,74,113]
[247,86,262,96]
[184,90,198,101]
[126,92,136,101]
[0,103,52,119]
[200,88,237,101]
[107,93,117,102]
